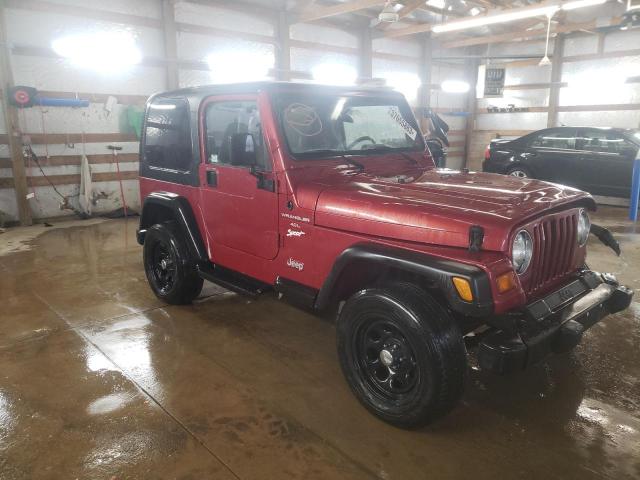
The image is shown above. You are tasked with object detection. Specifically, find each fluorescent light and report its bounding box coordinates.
[561,0,606,10]
[432,5,558,32]
[428,0,446,8]
[383,72,422,101]
[441,80,470,93]
[52,32,142,73]
[312,63,357,85]
[206,51,272,83]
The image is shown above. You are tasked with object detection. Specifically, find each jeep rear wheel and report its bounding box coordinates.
[143,222,203,305]
[336,283,467,428]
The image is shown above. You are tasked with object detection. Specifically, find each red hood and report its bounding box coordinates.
[301,169,594,252]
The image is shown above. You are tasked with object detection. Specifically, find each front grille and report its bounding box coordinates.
[527,212,578,295]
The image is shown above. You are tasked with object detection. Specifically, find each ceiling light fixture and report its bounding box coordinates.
[441,80,470,93]
[432,0,608,34]
[379,1,399,23]
[561,0,607,11]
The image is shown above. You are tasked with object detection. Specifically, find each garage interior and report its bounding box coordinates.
[1,0,639,479]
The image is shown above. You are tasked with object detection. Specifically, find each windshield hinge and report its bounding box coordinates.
[469,225,484,252]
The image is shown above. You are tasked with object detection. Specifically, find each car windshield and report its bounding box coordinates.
[272,92,425,159]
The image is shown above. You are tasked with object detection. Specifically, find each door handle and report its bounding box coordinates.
[206,170,217,187]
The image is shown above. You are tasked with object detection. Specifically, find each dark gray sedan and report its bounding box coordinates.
[482,127,640,198]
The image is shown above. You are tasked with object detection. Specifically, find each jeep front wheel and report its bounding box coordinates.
[336,283,467,428]
[143,222,203,305]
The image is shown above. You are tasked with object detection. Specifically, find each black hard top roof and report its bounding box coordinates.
[152,81,401,102]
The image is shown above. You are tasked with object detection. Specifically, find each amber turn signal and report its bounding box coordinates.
[452,277,474,302]
[497,271,517,294]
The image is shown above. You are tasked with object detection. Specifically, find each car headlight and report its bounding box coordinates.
[512,230,533,274]
[577,209,590,246]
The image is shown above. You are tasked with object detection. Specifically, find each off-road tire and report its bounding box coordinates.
[336,282,467,429]
[143,222,203,305]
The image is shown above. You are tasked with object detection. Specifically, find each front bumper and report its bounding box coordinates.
[478,271,633,374]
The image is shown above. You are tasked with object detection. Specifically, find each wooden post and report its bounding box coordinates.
[0,2,32,225]
[359,27,372,80]
[418,34,432,132]
[463,56,479,169]
[547,34,565,128]
[276,11,291,81]
[161,0,179,90]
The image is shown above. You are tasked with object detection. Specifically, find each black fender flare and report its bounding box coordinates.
[137,191,207,263]
[315,243,494,317]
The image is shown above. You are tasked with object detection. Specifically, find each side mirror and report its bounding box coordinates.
[229,132,257,167]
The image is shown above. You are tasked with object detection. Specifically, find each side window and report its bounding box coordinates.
[578,129,636,155]
[204,100,269,170]
[529,130,576,150]
[144,98,191,172]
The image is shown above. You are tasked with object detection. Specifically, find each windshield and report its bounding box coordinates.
[273,92,425,159]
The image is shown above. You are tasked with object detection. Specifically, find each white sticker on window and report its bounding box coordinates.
[388,106,417,141]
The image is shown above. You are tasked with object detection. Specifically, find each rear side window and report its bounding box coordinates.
[577,129,636,155]
[144,98,192,172]
[529,130,576,150]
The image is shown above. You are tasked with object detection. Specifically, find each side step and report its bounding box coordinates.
[197,264,270,298]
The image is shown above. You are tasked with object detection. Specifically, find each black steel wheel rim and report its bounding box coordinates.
[354,318,419,401]
[151,242,176,295]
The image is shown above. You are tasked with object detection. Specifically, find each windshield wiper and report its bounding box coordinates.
[359,144,418,166]
[297,149,365,172]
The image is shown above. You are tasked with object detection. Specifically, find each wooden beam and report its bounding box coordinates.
[418,36,432,132]
[0,171,140,189]
[0,153,139,168]
[294,0,383,23]
[161,0,179,90]
[463,57,479,168]
[0,3,32,225]
[25,133,138,145]
[183,0,277,20]
[440,18,618,48]
[360,27,373,79]
[276,11,291,81]
[5,0,162,29]
[174,22,276,45]
[547,33,564,128]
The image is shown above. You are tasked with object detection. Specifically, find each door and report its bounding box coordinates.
[526,128,579,186]
[199,95,279,260]
[576,128,637,197]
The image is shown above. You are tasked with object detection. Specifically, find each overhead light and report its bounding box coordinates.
[312,63,357,86]
[441,80,470,93]
[432,5,558,33]
[379,1,399,23]
[52,31,142,73]
[561,0,606,11]
[206,50,272,83]
[432,0,608,34]
[428,0,446,8]
[383,72,422,102]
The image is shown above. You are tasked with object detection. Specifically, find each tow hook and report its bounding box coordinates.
[590,224,621,256]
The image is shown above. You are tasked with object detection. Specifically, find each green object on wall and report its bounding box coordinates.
[127,105,144,139]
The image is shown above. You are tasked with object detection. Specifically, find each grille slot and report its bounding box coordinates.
[527,213,577,295]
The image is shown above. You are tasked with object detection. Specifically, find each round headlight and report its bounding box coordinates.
[577,209,590,246]
[512,230,533,274]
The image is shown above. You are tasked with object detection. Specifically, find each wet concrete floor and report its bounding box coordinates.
[0,206,639,479]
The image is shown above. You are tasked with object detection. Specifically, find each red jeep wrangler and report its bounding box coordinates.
[137,82,632,428]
